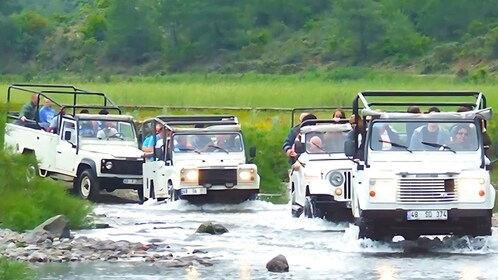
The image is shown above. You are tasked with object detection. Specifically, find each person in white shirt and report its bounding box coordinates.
[97,121,118,139]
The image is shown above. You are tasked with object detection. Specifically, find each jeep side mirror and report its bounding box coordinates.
[249,146,257,158]
[64,131,72,141]
[294,141,305,154]
[344,140,355,157]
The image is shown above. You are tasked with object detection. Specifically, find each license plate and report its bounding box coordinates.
[181,188,207,195]
[123,179,143,185]
[407,210,448,221]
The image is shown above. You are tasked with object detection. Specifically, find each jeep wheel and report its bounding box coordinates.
[26,162,38,183]
[169,183,179,202]
[137,187,144,204]
[357,217,393,242]
[77,169,100,201]
[304,196,320,218]
[290,190,303,218]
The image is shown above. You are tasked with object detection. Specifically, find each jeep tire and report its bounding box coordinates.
[76,169,100,201]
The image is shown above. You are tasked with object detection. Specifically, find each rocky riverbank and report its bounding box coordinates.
[0,214,214,267]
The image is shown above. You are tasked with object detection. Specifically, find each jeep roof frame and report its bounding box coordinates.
[6,83,122,122]
[291,106,353,127]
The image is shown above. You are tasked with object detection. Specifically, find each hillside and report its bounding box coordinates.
[1,0,498,77]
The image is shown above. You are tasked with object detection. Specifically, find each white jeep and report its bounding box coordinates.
[290,120,354,222]
[346,91,495,241]
[141,115,260,204]
[4,84,145,201]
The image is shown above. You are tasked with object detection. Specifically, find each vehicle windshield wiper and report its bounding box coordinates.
[421,142,456,153]
[208,144,229,154]
[379,140,412,153]
[177,148,201,154]
[311,142,327,153]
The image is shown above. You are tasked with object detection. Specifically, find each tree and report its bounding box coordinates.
[105,0,161,64]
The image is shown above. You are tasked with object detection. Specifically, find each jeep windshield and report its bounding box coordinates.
[369,120,479,152]
[305,131,349,154]
[78,119,137,142]
[172,132,243,153]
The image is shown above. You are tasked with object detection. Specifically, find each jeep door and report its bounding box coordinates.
[55,119,77,175]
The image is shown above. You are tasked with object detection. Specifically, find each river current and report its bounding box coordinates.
[36,200,498,280]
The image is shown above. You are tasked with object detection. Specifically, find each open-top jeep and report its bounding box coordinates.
[4,84,144,201]
[290,118,355,222]
[141,115,259,204]
[345,91,495,241]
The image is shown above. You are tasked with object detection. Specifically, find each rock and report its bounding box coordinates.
[266,254,289,273]
[33,215,71,239]
[195,222,229,235]
[28,251,48,263]
[23,229,51,244]
[148,238,163,243]
[94,223,112,229]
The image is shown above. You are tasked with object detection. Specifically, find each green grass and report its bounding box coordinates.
[0,258,33,280]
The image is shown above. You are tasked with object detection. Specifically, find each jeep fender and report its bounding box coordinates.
[77,159,97,176]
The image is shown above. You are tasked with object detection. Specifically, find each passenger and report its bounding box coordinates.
[38,99,56,131]
[406,105,422,144]
[449,124,473,150]
[214,134,241,151]
[96,109,109,130]
[18,93,40,127]
[370,116,401,151]
[174,135,193,152]
[78,109,96,137]
[455,105,491,149]
[332,109,347,122]
[142,123,163,153]
[97,121,118,139]
[49,108,66,134]
[283,113,317,164]
[324,130,347,152]
[409,110,451,150]
[308,136,324,153]
[457,105,473,112]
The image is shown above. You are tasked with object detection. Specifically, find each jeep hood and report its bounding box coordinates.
[81,145,144,158]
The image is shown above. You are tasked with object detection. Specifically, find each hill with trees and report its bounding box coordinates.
[1,0,498,77]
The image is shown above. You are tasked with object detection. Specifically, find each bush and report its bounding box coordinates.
[0,258,33,280]
[243,116,289,197]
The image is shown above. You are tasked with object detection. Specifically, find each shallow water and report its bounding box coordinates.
[36,200,498,280]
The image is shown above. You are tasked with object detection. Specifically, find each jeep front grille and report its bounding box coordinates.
[101,160,143,175]
[343,171,352,200]
[198,169,237,186]
[397,178,457,203]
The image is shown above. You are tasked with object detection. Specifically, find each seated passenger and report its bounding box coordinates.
[174,135,193,152]
[18,93,40,128]
[449,125,474,150]
[49,108,66,134]
[38,99,56,131]
[142,123,163,154]
[370,121,401,151]
[409,122,451,150]
[97,121,118,139]
[308,136,324,153]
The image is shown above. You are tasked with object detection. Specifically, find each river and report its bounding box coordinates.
[35,200,498,280]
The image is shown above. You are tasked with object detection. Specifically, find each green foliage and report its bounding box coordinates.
[243,118,289,195]
[0,258,33,280]
[4,0,498,73]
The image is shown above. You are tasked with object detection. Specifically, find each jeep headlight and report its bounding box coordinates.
[368,178,396,203]
[181,168,198,184]
[328,171,344,186]
[105,161,113,170]
[458,178,487,203]
[238,168,255,182]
